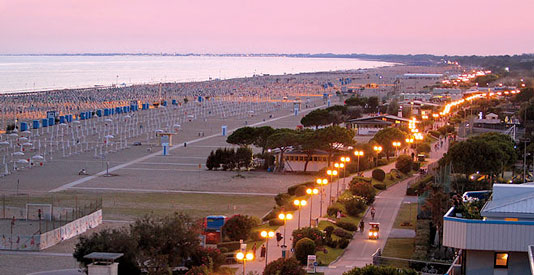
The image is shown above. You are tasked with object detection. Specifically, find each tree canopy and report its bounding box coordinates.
[442,132,516,180]
[226,126,257,146]
[300,109,330,128]
[371,127,407,159]
[316,126,355,164]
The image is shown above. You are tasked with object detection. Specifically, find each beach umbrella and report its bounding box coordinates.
[32,155,44,160]
[13,151,24,156]
[0,141,9,146]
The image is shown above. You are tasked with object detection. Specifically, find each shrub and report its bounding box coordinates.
[429,130,441,138]
[412,162,421,171]
[292,227,324,247]
[268,218,284,226]
[295,185,309,197]
[263,257,306,275]
[336,221,358,232]
[333,228,353,239]
[275,193,291,207]
[324,226,335,238]
[287,184,303,195]
[216,241,241,252]
[327,205,343,217]
[373,183,387,190]
[185,265,210,275]
[372,169,386,181]
[377,159,389,166]
[350,182,376,205]
[186,247,226,271]
[222,215,258,241]
[338,238,350,249]
[235,146,253,169]
[416,142,431,154]
[343,264,417,275]
[295,237,316,265]
[395,155,413,174]
[343,196,367,216]
[325,237,338,248]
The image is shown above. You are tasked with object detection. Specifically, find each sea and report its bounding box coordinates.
[0,55,393,94]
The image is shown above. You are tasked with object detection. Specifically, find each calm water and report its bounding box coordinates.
[0,55,392,93]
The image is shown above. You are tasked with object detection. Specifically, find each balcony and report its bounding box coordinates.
[443,207,534,252]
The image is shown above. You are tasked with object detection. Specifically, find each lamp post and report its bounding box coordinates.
[260,230,274,268]
[316,178,328,216]
[306,188,319,226]
[236,251,254,275]
[340,157,350,192]
[293,199,307,229]
[354,150,364,173]
[326,169,338,207]
[278,212,293,247]
[373,146,382,166]
[392,141,401,157]
[334,162,345,197]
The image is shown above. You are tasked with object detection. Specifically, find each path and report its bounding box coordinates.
[320,140,449,275]
[244,161,399,273]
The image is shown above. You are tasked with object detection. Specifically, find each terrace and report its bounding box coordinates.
[443,188,534,252]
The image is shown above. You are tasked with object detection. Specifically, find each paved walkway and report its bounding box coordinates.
[244,160,399,273]
[241,137,449,274]
[320,140,449,275]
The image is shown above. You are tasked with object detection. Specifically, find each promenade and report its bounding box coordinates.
[244,139,448,274]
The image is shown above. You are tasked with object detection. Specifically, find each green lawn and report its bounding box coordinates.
[316,246,344,266]
[381,238,415,268]
[392,202,418,230]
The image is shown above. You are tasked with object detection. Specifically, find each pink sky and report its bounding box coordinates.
[0,0,533,55]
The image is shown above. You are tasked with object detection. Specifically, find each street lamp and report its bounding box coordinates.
[326,169,338,207]
[293,199,307,229]
[278,212,293,247]
[236,251,254,275]
[392,141,401,157]
[316,178,328,216]
[334,162,345,198]
[306,188,319,226]
[354,150,364,173]
[340,157,350,192]
[373,146,382,166]
[260,230,275,267]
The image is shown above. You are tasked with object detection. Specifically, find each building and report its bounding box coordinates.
[277,149,329,172]
[346,115,414,136]
[443,183,534,275]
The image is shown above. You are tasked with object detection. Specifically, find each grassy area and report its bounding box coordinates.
[392,202,418,230]
[3,191,275,221]
[316,246,344,266]
[382,238,415,268]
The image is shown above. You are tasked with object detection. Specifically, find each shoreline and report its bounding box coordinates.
[0,56,398,95]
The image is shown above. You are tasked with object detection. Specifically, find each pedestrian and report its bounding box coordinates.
[359,220,365,234]
[370,206,376,220]
[260,244,266,258]
[276,232,282,247]
[252,242,257,258]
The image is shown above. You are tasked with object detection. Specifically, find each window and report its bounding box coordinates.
[494,253,509,268]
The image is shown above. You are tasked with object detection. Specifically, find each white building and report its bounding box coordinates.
[277,150,329,172]
[443,183,534,275]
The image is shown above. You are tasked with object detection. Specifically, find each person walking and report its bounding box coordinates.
[252,242,257,258]
[359,219,365,234]
[260,244,266,258]
[276,232,282,247]
[370,206,376,220]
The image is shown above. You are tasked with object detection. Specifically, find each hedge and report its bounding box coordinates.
[373,183,387,190]
[333,228,353,239]
[336,221,358,232]
[372,169,386,181]
[216,241,241,252]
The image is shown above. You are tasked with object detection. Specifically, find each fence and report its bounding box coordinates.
[0,193,102,234]
[372,249,452,274]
